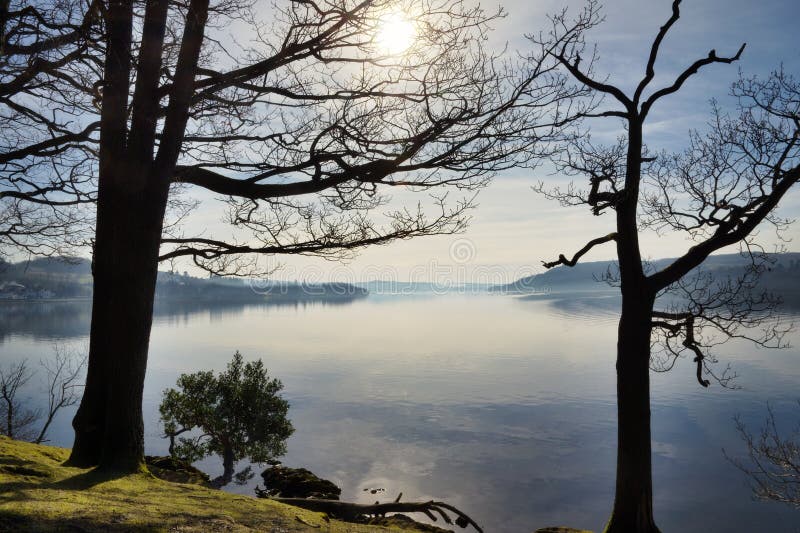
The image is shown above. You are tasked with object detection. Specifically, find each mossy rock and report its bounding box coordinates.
[259,465,341,499]
[145,455,211,487]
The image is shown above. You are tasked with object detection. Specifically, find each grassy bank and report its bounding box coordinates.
[0,436,437,532]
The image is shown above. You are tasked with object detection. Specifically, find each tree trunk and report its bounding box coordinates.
[210,444,236,488]
[69,171,170,472]
[67,0,135,469]
[66,0,203,473]
[67,166,115,467]
[4,396,13,439]
[604,118,660,533]
[221,444,235,486]
[604,290,660,533]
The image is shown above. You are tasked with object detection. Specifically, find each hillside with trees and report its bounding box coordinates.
[493,253,800,300]
[0,257,367,302]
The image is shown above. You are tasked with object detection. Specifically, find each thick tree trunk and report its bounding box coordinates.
[67,159,116,468]
[66,0,204,473]
[69,174,170,472]
[66,318,107,466]
[67,0,134,469]
[98,201,161,471]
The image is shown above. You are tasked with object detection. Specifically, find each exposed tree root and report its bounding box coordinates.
[265,493,483,533]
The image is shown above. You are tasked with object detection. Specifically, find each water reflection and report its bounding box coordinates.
[0,295,367,342]
[518,291,620,324]
[1,294,799,532]
[152,297,368,327]
[0,301,91,341]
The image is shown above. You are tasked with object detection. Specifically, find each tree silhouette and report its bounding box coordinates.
[528,1,800,531]
[1,0,580,471]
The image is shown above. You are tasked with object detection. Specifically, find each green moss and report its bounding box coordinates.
[0,436,438,532]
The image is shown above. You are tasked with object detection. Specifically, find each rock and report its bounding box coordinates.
[145,455,211,487]
[367,514,453,532]
[257,465,341,500]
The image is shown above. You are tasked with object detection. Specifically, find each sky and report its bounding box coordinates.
[217,0,796,284]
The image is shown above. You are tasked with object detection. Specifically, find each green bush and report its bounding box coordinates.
[159,352,293,487]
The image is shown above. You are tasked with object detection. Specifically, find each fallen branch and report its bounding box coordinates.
[268,495,483,533]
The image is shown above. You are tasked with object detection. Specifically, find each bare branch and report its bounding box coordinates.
[640,43,746,118]
[0,359,39,440]
[35,346,86,444]
[633,0,682,105]
[726,405,800,508]
[542,232,617,269]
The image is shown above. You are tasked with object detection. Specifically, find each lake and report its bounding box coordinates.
[1,293,799,532]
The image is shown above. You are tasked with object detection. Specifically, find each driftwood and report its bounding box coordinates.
[268,493,483,533]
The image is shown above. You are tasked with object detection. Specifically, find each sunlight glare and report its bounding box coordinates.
[376,12,416,56]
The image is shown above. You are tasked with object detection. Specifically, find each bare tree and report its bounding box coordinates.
[0,360,40,440]
[0,0,99,259]
[0,348,86,443]
[726,405,800,509]
[34,345,86,444]
[2,0,580,472]
[528,1,800,531]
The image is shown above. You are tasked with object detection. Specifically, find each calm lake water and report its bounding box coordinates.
[1,293,799,532]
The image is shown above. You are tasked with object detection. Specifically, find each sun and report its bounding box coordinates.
[375,12,416,56]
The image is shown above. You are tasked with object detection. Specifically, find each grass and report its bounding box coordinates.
[0,436,437,532]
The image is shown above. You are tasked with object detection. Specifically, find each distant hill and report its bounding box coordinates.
[156,272,367,302]
[0,257,93,299]
[0,257,367,302]
[491,252,800,295]
[355,280,492,295]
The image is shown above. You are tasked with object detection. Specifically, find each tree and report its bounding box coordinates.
[726,404,800,509]
[528,1,800,531]
[0,360,40,440]
[159,351,293,488]
[0,0,98,260]
[2,0,578,472]
[0,347,86,443]
[34,345,87,444]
